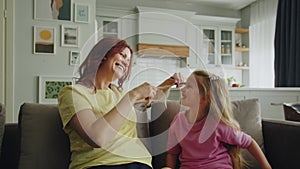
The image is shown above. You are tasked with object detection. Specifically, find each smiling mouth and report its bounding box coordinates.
[115,62,125,72]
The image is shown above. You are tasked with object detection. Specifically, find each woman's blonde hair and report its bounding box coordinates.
[192,70,246,169]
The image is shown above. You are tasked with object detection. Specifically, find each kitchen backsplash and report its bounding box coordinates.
[122,55,242,90]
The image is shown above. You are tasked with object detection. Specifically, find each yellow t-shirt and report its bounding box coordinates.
[58,84,152,169]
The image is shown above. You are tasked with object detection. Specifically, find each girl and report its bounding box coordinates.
[164,70,271,169]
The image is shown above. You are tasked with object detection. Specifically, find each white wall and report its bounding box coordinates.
[7,0,96,122]
[96,0,242,18]
[6,0,253,122]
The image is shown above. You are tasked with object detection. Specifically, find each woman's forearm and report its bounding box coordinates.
[75,92,135,147]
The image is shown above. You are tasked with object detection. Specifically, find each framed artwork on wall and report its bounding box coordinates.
[33,26,56,55]
[69,51,80,66]
[74,3,89,23]
[38,76,73,104]
[34,0,72,21]
[61,25,79,47]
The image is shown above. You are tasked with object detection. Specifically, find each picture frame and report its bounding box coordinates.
[34,0,72,21]
[74,3,89,23]
[38,76,73,104]
[69,51,80,66]
[61,25,79,47]
[33,26,56,55]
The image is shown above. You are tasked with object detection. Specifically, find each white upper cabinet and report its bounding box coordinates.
[96,16,120,38]
[95,9,138,50]
[192,15,239,68]
[200,26,235,66]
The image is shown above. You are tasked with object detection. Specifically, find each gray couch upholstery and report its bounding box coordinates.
[1,100,300,169]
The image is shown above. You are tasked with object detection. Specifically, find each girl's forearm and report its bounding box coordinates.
[247,139,272,169]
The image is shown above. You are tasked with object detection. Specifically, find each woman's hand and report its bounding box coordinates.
[159,72,185,88]
[129,82,157,104]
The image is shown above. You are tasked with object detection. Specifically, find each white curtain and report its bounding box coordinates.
[249,0,278,88]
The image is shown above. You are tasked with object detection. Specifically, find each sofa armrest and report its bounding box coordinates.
[0,123,20,169]
[262,118,300,169]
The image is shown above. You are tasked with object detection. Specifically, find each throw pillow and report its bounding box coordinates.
[231,98,263,169]
[18,103,70,169]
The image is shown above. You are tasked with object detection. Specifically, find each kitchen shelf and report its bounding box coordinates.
[235,66,249,70]
[137,43,189,57]
[235,47,249,52]
[235,28,249,34]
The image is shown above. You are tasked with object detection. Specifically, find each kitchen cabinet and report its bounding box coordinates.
[190,15,239,70]
[95,15,138,51]
[96,16,120,38]
[200,26,235,66]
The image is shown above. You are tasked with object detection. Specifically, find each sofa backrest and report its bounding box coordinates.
[149,100,181,169]
[16,103,151,169]
[262,119,300,169]
[18,103,70,169]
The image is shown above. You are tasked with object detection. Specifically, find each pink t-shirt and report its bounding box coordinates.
[167,111,252,169]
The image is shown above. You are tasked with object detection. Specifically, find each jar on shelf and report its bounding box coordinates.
[226,44,231,54]
[221,45,225,54]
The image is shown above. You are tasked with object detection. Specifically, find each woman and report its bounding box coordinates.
[58,37,183,169]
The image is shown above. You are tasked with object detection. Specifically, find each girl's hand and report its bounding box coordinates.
[171,72,184,88]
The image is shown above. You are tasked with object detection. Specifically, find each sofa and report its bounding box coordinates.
[1,99,300,169]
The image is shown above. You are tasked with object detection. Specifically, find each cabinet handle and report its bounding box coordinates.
[270,102,283,106]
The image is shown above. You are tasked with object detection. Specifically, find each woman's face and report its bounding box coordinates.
[180,75,201,107]
[104,47,131,80]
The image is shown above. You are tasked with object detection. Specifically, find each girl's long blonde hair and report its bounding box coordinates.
[192,70,246,169]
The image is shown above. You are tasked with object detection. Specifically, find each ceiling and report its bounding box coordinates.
[150,0,256,10]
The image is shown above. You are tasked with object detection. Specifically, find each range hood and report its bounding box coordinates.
[137,43,189,58]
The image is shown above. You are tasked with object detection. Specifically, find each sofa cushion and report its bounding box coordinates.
[18,103,70,169]
[0,103,5,155]
[231,98,263,169]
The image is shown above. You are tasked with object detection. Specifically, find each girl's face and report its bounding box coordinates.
[180,75,201,107]
[104,47,131,80]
